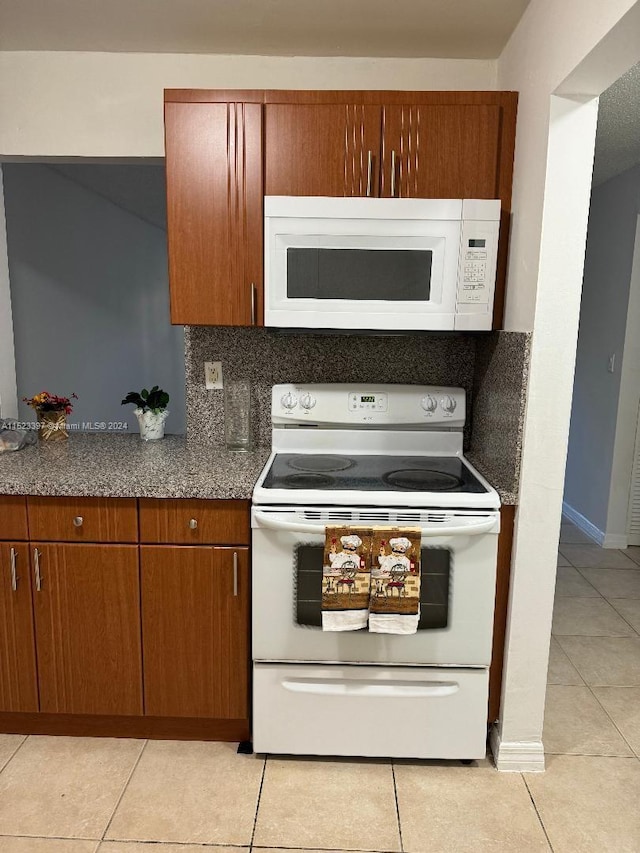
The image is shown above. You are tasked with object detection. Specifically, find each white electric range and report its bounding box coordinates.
[251,384,500,760]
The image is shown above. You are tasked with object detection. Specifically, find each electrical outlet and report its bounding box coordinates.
[204,361,223,390]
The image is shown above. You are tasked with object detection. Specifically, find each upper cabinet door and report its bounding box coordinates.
[381,104,501,199]
[165,101,263,325]
[265,104,382,197]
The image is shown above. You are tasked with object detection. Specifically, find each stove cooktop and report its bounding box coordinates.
[261,453,488,495]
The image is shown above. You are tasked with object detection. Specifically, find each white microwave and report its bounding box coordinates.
[264,196,501,331]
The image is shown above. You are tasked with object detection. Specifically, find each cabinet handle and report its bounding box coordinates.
[250,282,257,326]
[189,518,198,530]
[73,516,83,527]
[34,549,42,592]
[390,150,397,198]
[10,548,17,592]
[366,150,373,197]
[233,551,238,597]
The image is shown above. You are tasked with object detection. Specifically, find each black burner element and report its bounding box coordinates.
[283,473,335,489]
[383,469,464,491]
[289,455,353,473]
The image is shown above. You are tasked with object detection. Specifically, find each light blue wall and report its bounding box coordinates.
[564,163,640,530]
[3,163,185,435]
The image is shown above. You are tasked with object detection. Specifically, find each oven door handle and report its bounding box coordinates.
[253,511,497,537]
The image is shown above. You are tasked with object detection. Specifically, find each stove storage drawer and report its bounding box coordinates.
[253,662,489,760]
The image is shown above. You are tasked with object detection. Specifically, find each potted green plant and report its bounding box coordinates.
[121,386,170,441]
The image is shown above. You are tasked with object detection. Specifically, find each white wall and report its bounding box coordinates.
[3,163,185,434]
[564,164,640,540]
[493,0,640,770]
[0,171,18,418]
[0,51,496,157]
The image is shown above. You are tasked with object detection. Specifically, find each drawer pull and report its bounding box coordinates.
[34,549,42,591]
[73,516,84,527]
[233,551,238,597]
[10,547,17,592]
[189,518,198,530]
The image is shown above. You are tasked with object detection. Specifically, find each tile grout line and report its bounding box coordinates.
[585,683,640,759]
[0,733,30,776]
[249,752,268,851]
[391,763,404,853]
[100,738,149,842]
[601,597,640,637]
[521,772,555,853]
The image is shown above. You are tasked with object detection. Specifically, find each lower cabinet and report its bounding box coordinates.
[140,546,249,719]
[31,543,143,716]
[0,543,38,712]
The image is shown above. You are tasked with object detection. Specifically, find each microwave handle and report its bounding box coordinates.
[253,511,497,537]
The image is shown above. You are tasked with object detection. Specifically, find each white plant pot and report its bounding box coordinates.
[135,408,169,441]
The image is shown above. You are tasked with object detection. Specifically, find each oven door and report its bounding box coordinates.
[264,197,462,331]
[251,505,499,667]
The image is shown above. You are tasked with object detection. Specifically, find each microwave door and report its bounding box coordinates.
[265,226,460,331]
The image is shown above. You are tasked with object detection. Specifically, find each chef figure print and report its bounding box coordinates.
[321,527,372,631]
[369,528,422,634]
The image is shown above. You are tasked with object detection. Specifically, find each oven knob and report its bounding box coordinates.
[281,392,298,410]
[420,395,438,413]
[300,393,316,410]
[440,395,457,413]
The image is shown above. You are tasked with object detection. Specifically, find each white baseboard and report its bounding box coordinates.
[489,725,545,772]
[562,501,628,549]
[562,502,604,545]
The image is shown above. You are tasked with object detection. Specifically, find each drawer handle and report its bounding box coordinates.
[73,516,84,527]
[34,549,42,592]
[189,518,198,530]
[233,551,238,597]
[10,547,17,592]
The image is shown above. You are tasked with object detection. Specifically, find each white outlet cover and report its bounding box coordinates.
[204,361,223,390]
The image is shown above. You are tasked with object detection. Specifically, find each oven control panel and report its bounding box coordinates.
[272,384,465,428]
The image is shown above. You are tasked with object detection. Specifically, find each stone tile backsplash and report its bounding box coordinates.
[184,325,530,502]
[186,327,476,446]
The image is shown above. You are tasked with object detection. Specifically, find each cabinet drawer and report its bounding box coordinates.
[0,496,29,541]
[139,499,250,545]
[27,497,138,543]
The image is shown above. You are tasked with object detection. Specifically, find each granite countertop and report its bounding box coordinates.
[0,434,271,500]
[0,433,515,505]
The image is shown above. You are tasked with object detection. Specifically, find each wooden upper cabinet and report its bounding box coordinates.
[31,543,142,715]
[0,496,29,541]
[265,103,382,197]
[0,543,38,712]
[380,104,501,199]
[165,100,263,325]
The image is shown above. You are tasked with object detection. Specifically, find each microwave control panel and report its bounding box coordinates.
[456,216,500,308]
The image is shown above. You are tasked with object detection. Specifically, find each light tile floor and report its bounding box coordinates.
[1,519,640,853]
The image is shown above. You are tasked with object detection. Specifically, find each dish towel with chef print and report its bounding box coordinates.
[322,528,372,631]
[369,528,422,635]
[322,526,421,634]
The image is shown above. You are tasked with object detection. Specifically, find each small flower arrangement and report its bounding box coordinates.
[23,391,77,415]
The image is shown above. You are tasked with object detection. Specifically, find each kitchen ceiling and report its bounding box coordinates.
[0,0,530,58]
[592,62,640,186]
